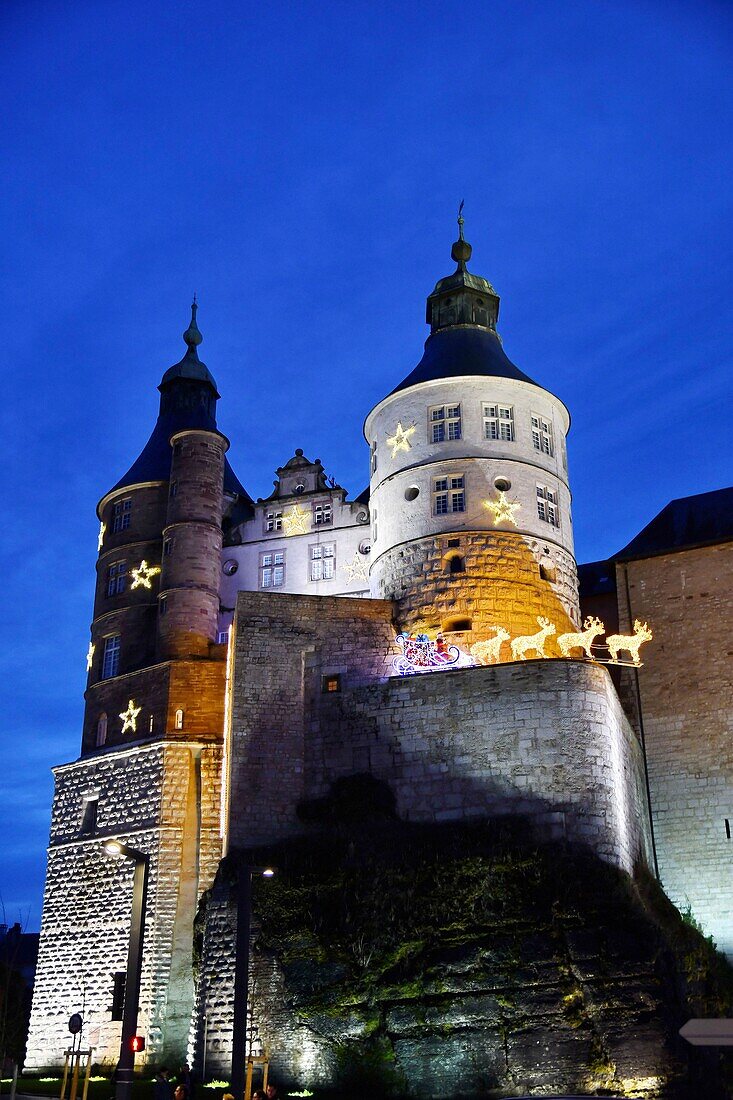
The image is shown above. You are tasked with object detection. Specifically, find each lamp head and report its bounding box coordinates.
[103,839,124,857]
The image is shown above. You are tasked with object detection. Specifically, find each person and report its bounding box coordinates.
[174,1084,187,1100]
[154,1070,172,1100]
[252,1091,265,1100]
[265,1083,280,1100]
[179,1064,194,1099]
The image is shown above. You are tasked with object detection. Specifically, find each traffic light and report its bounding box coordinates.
[110,972,126,1021]
[129,1036,145,1053]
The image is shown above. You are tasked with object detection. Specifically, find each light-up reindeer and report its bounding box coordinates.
[605,620,653,666]
[557,616,605,659]
[470,627,511,666]
[510,617,556,660]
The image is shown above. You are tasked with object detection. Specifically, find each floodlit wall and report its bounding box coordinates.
[617,543,733,957]
[25,741,222,1071]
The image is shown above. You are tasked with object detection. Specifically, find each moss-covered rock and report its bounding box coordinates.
[221,817,733,1098]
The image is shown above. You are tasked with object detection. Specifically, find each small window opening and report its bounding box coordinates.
[96,713,108,747]
[169,481,178,499]
[540,563,556,582]
[80,796,98,836]
[447,538,460,548]
[448,555,465,574]
[404,486,420,501]
[726,819,731,840]
[159,596,168,616]
[174,708,184,730]
[149,714,155,733]
[322,674,342,694]
[443,617,472,633]
[164,539,173,556]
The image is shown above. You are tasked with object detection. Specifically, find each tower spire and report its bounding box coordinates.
[451,201,472,270]
[183,296,203,355]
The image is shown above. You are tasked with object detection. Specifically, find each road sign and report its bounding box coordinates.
[68,1014,83,1035]
[680,1018,733,1045]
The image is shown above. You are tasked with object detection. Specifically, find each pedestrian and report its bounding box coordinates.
[155,1070,172,1100]
[174,1084,188,1100]
[265,1083,280,1100]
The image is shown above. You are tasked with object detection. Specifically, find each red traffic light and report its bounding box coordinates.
[129,1035,146,1053]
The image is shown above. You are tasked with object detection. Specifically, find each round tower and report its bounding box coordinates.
[364,214,580,651]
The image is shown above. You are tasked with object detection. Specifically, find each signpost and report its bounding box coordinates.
[679,1018,733,1046]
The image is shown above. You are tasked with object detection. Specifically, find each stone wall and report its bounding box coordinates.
[227,590,652,873]
[26,740,222,1072]
[617,544,733,956]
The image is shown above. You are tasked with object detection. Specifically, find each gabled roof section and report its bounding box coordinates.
[616,487,733,561]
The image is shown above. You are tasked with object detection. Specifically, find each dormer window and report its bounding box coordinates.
[265,510,282,533]
[313,502,332,526]
[430,405,461,443]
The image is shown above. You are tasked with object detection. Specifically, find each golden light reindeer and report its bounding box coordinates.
[470,627,511,666]
[606,620,653,666]
[557,616,605,659]
[510,617,556,661]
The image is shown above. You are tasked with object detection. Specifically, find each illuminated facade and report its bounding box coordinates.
[25,224,730,1085]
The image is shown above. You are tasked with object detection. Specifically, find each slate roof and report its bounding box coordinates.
[578,559,617,597]
[389,326,540,396]
[615,487,733,561]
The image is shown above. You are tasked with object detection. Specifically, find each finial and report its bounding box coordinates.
[183,296,203,351]
[451,200,472,269]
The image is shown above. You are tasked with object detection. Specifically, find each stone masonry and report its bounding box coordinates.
[617,543,733,956]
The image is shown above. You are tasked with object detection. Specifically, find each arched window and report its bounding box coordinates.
[175,709,184,730]
[96,713,107,747]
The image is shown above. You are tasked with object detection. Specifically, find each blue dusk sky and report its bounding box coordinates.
[1,0,731,928]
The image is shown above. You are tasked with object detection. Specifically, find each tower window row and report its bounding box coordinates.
[380,406,556,457]
[423,474,560,528]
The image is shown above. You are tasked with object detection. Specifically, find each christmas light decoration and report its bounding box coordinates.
[130,560,161,590]
[510,617,556,660]
[393,632,474,676]
[386,421,416,458]
[282,504,310,536]
[470,627,510,665]
[557,617,605,659]
[119,699,142,735]
[605,620,653,666]
[98,522,106,551]
[483,490,521,526]
[86,642,95,672]
[343,551,369,583]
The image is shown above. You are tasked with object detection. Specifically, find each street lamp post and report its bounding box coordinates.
[230,865,275,1100]
[102,840,150,1100]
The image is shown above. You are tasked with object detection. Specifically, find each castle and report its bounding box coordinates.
[25,219,733,1082]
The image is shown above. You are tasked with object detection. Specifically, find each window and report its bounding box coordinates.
[163,538,173,557]
[265,510,282,533]
[149,714,154,733]
[79,795,98,836]
[102,635,121,678]
[310,543,335,581]
[484,404,514,441]
[531,414,554,456]
[106,561,127,597]
[539,562,556,582]
[370,441,378,474]
[322,674,341,694]
[216,630,229,645]
[175,709,184,730]
[159,595,168,616]
[96,713,108,747]
[433,475,465,515]
[537,485,559,527]
[313,502,332,526]
[261,550,285,588]
[169,481,178,499]
[430,404,461,443]
[447,555,465,574]
[112,498,131,533]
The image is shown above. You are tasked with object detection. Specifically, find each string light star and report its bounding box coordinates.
[343,552,369,583]
[283,505,310,536]
[130,560,162,590]
[483,490,521,526]
[86,642,95,672]
[386,422,416,458]
[98,522,106,551]
[119,699,142,735]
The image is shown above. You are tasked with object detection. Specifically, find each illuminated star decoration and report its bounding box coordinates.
[86,642,95,672]
[343,552,369,583]
[130,560,162,590]
[283,505,310,536]
[119,699,142,735]
[386,422,416,459]
[483,490,521,527]
[98,522,106,551]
